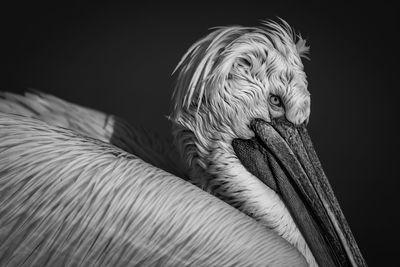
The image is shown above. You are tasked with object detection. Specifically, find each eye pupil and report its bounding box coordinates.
[270,95,282,107]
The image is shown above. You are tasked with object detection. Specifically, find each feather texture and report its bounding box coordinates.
[0,113,306,266]
[0,91,186,178]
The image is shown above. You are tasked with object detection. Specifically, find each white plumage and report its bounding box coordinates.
[0,113,303,266]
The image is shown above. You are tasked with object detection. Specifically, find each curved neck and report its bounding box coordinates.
[172,122,318,267]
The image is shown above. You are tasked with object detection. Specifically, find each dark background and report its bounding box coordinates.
[0,2,398,265]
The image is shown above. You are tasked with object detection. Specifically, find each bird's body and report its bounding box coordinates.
[0,113,303,266]
[0,20,366,266]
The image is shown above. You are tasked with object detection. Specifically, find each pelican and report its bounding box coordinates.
[0,20,366,266]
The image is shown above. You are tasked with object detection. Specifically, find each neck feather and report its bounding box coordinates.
[172,120,318,267]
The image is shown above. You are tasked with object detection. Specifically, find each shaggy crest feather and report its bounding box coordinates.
[171,18,309,118]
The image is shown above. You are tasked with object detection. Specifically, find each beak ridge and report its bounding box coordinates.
[232,118,367,267]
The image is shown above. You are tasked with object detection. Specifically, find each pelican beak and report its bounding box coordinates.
[232,118,366,267]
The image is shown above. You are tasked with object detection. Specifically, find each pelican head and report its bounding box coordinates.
[170,19,366,266]
[171,20,310,180]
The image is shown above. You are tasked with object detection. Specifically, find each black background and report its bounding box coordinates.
[0,2,398,265]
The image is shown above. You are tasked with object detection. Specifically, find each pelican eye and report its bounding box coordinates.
[269,94,283,107]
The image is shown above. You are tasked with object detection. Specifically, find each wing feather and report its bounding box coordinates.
[0,91,185,178]
[0,113,305,266]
